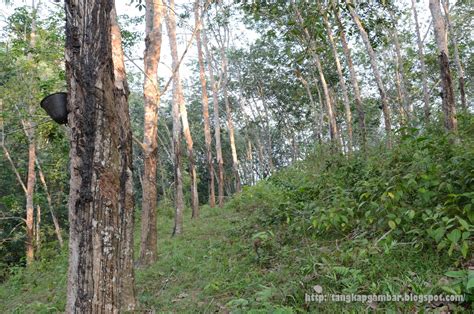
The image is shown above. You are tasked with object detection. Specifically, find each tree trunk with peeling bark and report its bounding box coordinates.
[65,2,136,312]
[165,0,185,234]
[166,0,199,218]
[334,8,366,150]
[429,0,457,132]
[411,0,431,122]
[203,28,225,207]
[195,0,215,208]
[322,13,353,153]
[442,0,467,111]
[139,0,163,266]
[346,0,392,148]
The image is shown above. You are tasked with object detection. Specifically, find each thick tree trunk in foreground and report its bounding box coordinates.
[411,0,431,122]
[195,0,216,208]
[166,0,199,218]
[139,0,163,267]
[322,13,353,153]
[429,0,457,132]
[65,2,136,312]
[203,28,225,207]
[347,0,392,148]
[334,9,366,150]
[442,0,467,111]
[165,0,185,234]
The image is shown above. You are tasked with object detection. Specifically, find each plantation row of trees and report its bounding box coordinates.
[0,0,471,311]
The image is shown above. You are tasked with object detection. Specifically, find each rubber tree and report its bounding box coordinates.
[65,1,136,311]
[195,0,216,208]
[346,0,392,148]
[429,0,457,132]
[139,0,164,267]
[166,0,200,218]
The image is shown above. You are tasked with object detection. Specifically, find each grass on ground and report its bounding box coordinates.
[0,203,464,312]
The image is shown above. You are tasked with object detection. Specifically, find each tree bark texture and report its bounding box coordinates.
[429,0,458,132]
[166,0,199,218]
[411,0,431,122]
[65,1,136,312]
[322,13,353,153]
[442,0,467,111]
[218,25,241,193]
[165,0,185,235]
[202,28,225,207]
[195,0,216,208]
[139,0,163,267]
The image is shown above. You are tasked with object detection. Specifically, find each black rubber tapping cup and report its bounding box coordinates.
[40,92,68,125]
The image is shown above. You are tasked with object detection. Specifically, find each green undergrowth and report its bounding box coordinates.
[1,117,473,312]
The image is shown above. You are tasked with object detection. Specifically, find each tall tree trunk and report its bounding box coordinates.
[165,0,185,234]
[315,79,325,144]
[389,10,412,120]
[166,0,199,218]
[429,0,458,132]
[111,10,137,309]
[25,131,35,265]
[24,0,39,266]
[322,13,353,153]
[411,0,431,122]
[334,8,366,150]
[346,0,392,148]
[65,2,136,312]
[195,0,215,208]
[202,28,225,207]
[294,5,341,148]
[315,57,340,147]
[442,0,467,111]
[218,24,241,194]
[139,0,164,266]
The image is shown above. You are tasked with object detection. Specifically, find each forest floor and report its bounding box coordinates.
[0,203,463,312]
